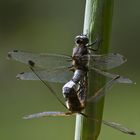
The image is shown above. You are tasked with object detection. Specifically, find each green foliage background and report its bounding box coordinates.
[0,0,139,140]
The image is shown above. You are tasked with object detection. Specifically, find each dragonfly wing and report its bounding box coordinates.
[87,76,120,103]
[89,53,127,70]
[102,120,136,135]
[23,111,71,119]
[17,68,73,83]
[8,50,71,70]
[92,68,133,84]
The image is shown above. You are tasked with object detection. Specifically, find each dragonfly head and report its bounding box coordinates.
[75,34,89,46]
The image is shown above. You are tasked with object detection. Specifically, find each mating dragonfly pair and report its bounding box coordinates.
[8,34,136,135]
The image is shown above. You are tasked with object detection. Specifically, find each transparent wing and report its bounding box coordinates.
[23,111,71,119]
[92,68,133,84]
[89,53,127,70]
[8,50,71,70]
[102,120,136,135]
[16,68,73,83]
[23,111,136,135]
[87,76,120,103]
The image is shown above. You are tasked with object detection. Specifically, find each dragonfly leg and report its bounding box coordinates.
[86,37,102,51]
[67,65,75,72]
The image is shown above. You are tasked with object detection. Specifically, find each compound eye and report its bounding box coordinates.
[76,39,81,44]
[84,38,89,44]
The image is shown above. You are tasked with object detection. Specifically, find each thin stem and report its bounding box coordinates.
[74,0,114,140]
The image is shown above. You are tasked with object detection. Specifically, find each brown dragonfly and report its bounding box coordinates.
[8,35,136,135]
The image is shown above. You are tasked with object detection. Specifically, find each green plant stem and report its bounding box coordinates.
[74,0,114,140]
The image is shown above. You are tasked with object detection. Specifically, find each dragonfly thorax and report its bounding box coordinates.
[72,45,89,57]
[72,47,89,71]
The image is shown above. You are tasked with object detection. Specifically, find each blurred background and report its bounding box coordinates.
[0,0,140,140]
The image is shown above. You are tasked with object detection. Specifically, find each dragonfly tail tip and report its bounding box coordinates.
[7,52,12,59]
[128,131,136,135]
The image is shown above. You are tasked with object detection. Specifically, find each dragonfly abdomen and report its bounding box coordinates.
[72,69,85,83]
[62,69,86,112]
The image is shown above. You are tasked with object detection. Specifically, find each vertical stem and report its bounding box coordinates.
[74,0,114,140]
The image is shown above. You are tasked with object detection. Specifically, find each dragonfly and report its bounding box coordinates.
[8,34,136,135]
